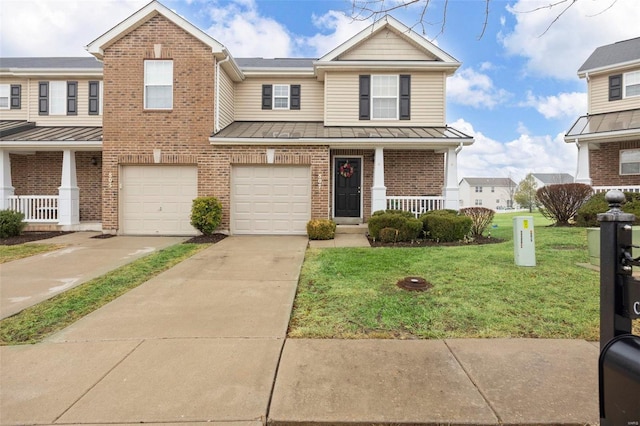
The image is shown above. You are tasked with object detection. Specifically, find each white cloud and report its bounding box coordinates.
[522,91,588,120]
[447,68,511,109]
[500,0,640,80]
[452,118,577,182]
[0,0,148,57]
[304,10,372,57]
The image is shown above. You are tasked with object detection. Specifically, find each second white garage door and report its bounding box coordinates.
[120,165,198,236]
[232,166,311,235]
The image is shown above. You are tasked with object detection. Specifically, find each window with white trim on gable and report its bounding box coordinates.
[144,60,173,109]
[359,74,410,120]
[38,81,77,115]
[261,84,301,110]
[620,148,640,175]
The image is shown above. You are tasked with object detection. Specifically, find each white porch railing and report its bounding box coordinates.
[386,196,444,218]
[593,186,640,194]
[8,195,59,222]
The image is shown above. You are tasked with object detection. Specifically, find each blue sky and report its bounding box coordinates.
[1,0,639,182]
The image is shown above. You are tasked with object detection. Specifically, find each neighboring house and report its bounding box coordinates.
[458,177,516,210]
[565,37,640,193]
[531,173,574,189]
[0,1,474,236]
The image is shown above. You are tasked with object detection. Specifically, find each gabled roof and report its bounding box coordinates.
[461,177,516,187]
[318,15,458,64]
[578,37,640,77]
[532,173,574,185]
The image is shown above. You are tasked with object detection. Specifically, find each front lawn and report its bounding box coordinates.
[0,243,66,263]
[289,212,602,340]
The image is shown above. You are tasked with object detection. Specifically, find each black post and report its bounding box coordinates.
[598,190,634,350]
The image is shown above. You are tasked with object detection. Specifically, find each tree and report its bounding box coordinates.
[350,0,619,39]
[514,173,538,212]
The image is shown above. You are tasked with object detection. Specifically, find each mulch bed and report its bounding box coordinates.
[367,235,503,247]
[183,233,228,244]
[0,231,73,246]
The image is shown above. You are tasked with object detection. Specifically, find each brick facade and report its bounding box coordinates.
[590,141,640,187]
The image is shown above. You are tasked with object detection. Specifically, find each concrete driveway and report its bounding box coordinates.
[0,232,186,319]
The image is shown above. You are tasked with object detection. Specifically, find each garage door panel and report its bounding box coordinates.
[232,166,311,235]
[121,166,198,236]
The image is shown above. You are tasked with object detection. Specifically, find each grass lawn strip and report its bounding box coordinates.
[289,212,604,340]
[0,243,66,264]
[0,243,209,345]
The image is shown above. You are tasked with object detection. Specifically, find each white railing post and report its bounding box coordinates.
[385,196,445,218]
[0,149,15,210]
[58,150,80,226]
[371,147,387,214]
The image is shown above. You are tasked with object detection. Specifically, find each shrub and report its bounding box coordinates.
[379,227,398,243]
[190,196,222,235]
[536,183,593,226]
[368,212,422,242]
[420,210,472,242]
[306,219,336,240]
[372,209,415,218]
[576,192,640,227]
[0,209,26,238]
[460,207,495,238]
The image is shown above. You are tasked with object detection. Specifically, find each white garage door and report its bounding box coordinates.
[232,166,311,235]
[121,165,198,235]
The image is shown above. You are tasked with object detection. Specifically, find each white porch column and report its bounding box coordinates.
[575,141,592,185]
[371,147,387,213]
[0,149,15,210]
[443,146,460,210]
[58,149,80,225]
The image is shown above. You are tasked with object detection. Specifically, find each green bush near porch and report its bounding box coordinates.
[0,210,26,238]
[190,197,222,235]
[368,210,422,242]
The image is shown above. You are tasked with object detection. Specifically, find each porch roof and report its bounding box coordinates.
[211,121,473,148]
[565,108,640,143]
[0,121,102,150]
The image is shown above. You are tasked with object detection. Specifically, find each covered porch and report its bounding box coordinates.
[0,122,103,230]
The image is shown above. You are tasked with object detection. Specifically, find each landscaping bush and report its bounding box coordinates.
[0,209,26,238]
[368,211,422,241]
[190,196,222,235]
[306,219,336,240]
[372,209,415,218]
[460,207,495,238]
[536,183,593,226]
[576,191,640,227]
[379,227,398,243]
[420,210,472,242]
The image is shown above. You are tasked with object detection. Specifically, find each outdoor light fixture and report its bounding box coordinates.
[91,156,98,166]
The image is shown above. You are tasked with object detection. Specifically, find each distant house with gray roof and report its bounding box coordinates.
[531,173,574,188]
[459,177,517,210]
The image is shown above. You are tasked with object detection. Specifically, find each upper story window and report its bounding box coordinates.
[0,84,21,109]
[88,81,103,115]
[144,60,173,110]
[359,74,410,121]
[0,85,9,109]
[38,81,77,116]
[261,84,301,110]
[624,71,640,98]
[475,186,483,193]
[620,148,640,175]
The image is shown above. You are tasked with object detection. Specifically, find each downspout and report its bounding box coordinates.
[455,141,463,154]
[215,54,231,134]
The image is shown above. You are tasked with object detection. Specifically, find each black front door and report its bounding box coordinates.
[334,157,361,217]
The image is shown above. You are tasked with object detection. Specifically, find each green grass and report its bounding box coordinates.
[0,243,209,345]
[289,212,602,340]
[0,243,66,263]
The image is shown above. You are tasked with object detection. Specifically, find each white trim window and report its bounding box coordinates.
[371,75,398,119]
[620,148,640,175]
[273,84,290,109]
[49,81,66,115]
[475,186,482,193]
[144,60,173,109]
[0,84,9,109]
[624,71,640,98]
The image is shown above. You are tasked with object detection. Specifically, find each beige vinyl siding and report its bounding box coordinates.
[0,77,29,120]
[339,29,436,61]
[324,71,445,126]
[218,67,234,130]
[234,77,324,121]
[589,70,640,114]
[28,78,103,126]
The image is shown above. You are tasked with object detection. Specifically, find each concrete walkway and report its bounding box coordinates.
[0,232,186,319]
[0,235,600,425]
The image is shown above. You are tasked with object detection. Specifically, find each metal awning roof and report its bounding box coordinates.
[211,121,472,145]
[0,121,102,150]
[565,109,640,143]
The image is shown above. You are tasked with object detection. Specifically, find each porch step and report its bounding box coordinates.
[335,224,368,235]
[24,223,64,232]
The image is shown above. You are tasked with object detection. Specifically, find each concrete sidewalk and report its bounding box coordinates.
[0,235,600,425]
[0,232,186,319]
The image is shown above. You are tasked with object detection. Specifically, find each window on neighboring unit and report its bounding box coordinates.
[620,149,640,175]
[624,71,640,98]
[475,186,483,193]
[261,84,300,110]
[371,75,398,120]
[0,84,9,109]
[475,199,482,206]
[144,60,173,109]
[38,81,76,115]
[273,84,290,109]
[491,187,495,192]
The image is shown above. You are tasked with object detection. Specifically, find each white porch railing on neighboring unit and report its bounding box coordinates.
[593,186,640,194]
[8,195,59,222]
[386,196,444,218]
